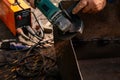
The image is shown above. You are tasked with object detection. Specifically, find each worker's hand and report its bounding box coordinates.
[72,0,106,14]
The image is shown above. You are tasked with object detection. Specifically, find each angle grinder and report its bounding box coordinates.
[27,0,83,40]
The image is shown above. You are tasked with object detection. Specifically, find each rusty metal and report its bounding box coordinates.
[54,39,82,80]
[54,0,120,80]
[54,23,82,79]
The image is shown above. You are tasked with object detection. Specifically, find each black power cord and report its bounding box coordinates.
[15,42,57,77]
[1,40,57,78]
[15,0,44,39]
[10,1,59,79]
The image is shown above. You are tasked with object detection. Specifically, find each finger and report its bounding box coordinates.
[86,9,94,14]
[82,5,91,13]
[72,0,87,14]
[91,0,107,13]
[91,6,102,13]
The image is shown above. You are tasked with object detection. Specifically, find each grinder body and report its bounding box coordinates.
[34,0,73,33]
[35,0,59,19]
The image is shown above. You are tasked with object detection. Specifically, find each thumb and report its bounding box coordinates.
[72,0,87,14]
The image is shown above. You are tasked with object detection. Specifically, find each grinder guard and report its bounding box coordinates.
[56,1,84,40]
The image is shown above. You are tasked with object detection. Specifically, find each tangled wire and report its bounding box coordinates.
[1,42,61,80]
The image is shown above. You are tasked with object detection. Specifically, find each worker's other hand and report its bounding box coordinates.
[72,0,106,14]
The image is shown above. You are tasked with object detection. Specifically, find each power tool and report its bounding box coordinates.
[0,0,83,40]
[0,0,31,36]
[27,0,83,40]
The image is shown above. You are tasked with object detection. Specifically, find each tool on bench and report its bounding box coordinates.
[27,0,83,40]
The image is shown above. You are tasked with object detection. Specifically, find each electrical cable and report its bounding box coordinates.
[7,0,58,78]
[17,28,38,43]
[1,38,57,78]
[24,26,42,40]
[15,41,56,77]
[0,39,30,52]
[15,0,44,39]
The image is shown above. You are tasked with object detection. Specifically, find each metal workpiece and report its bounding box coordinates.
[54,0,120,80]
[72,37,120,59]
[54,40,83,80]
